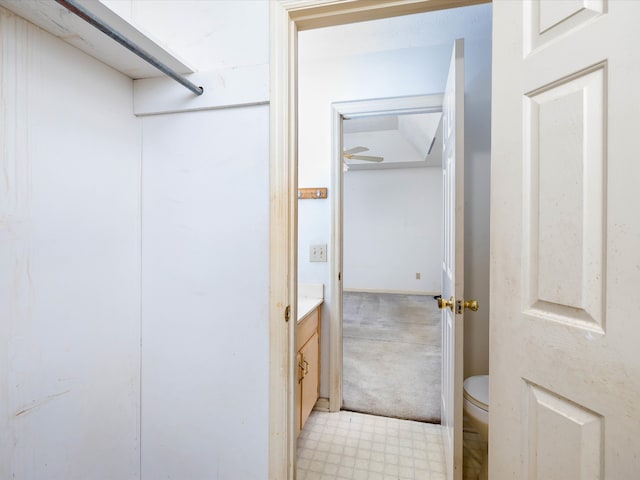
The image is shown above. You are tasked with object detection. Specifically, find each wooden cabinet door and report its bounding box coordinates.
[296,351,302,435]
[299,331,319,430]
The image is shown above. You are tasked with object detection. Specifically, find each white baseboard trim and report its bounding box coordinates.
[343,288,439,296]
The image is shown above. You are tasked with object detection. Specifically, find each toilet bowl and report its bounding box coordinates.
[463,375,489,480]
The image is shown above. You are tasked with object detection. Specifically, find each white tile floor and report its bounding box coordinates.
[296,410,446,480]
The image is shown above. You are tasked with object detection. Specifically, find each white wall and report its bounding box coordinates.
[0,8,141,479]
[343,167,442,293]
[125,2,271,479]
[140,105,269,480]
[1,1,271,478]
[102,0,268,72]
[461,17,492,378]
[299,4,492,388]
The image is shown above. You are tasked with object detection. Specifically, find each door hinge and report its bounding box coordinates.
[284,305,291,322]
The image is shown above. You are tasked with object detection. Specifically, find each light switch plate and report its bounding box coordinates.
[310,244,327,262]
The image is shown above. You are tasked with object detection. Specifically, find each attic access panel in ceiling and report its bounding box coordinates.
[343,111,443,170]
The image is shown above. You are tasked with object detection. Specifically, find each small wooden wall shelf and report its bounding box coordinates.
[298,187,328,199]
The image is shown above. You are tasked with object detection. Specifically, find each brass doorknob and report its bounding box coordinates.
[464,299,479,312]
[438,296,455,311]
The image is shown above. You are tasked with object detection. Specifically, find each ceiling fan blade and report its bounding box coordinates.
[345,154,384,162]
[343,146,369,155]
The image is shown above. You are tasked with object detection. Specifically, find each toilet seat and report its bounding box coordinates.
[463,375,489,411]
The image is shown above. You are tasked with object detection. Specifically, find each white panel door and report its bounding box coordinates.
[491,1,640,478]
[441,38,464,480]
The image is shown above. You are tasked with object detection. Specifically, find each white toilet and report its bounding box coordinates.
[463,375,489,480]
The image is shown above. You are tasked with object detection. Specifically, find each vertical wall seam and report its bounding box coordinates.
[139,114,144,480]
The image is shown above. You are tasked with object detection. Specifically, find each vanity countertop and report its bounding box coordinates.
[297,283,324,323]
[297,296,323,323]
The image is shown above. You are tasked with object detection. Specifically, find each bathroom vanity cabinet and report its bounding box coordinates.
[296,305,320,434]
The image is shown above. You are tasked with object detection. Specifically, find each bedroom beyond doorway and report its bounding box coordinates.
[342,291,442,423]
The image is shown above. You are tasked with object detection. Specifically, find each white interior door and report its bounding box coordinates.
[441,38,464,480]
[491,1,640,478]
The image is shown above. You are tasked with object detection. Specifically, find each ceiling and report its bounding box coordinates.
[343,112,443,170]
[302,3,492,172]
[299,3,492,62]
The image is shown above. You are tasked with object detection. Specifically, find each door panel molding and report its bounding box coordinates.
[491,1,640,478]
[522,62,607,334]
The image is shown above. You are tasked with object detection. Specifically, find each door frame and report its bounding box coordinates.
[328,94,445,413]
[268,1,488,478]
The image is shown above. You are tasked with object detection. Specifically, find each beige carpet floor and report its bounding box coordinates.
[342,292,442,423]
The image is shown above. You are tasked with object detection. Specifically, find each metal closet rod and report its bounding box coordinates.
[55,0,203,96]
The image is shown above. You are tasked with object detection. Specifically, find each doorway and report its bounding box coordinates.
[297,60,451,480]
[338,102,445,424]
[271,2,492,479]
[295,12,486,480]
[341,109,444,422]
